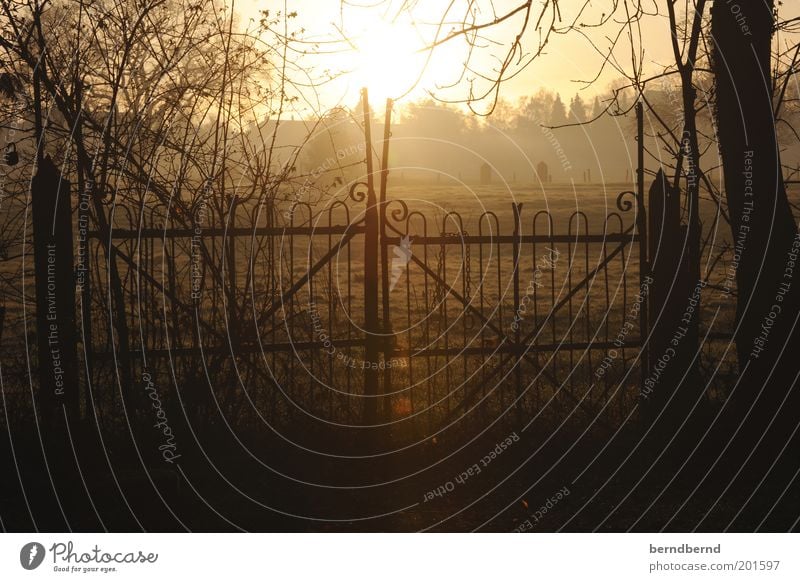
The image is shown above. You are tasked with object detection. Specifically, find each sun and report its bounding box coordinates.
[348,19,427,104]
[238,1,469,111]
[336,6,468,107]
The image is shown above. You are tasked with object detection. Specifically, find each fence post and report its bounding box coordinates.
[636,102,649,400]
[512,202,523,421]
[77,187,92,415]
[227,195,239,346]
[647,169,675,393]
[644,167,690,425]
[364,196,380,426]
[362,88,380,426]
[379,99,394,421]
[32,155,79,422]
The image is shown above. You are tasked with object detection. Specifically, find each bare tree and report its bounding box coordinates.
[711,0,800,435]
[377,0,800,403]
[0,0,333,424]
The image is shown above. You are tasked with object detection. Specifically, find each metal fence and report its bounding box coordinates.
[75,111,650,446]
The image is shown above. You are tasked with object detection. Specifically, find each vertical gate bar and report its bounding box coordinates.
[584,217,592,401]
[620,235,630,415]
[167,237,178,347]
[424,233,432,430]
[308,223,315,409]
[497,226,506,409]
[636,101,649,398]
[328,213,334,418]
[479,223,487,415]
[347,208,353,402]
[227,195,239,346]
[602,234,612,406]
[361,88,380,425]
[268,201,278,422]
[79,199,93,416]
[550,217,557,400]
[442,233,450,416]
[531,223,539,409]
[568,228,575,397]
[512,203,523,419]
[379,98,394,420]
[406,235,414,423]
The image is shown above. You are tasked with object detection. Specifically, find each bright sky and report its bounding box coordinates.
[235,1,797,115]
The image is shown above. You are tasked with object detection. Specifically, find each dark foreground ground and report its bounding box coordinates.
[2,395,798,533]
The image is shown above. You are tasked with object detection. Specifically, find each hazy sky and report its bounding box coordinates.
[235,1,797,115]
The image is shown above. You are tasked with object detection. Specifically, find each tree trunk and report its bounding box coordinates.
[711,0,800,464]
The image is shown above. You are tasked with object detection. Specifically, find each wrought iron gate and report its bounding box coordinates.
[78,94,649,441]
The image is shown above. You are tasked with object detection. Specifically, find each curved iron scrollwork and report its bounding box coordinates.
[615,190,639,214]
[384,199,410,236]
[348,181,369,203]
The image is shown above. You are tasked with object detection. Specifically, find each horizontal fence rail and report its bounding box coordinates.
[80,187,648,442]
[375,196,646,435]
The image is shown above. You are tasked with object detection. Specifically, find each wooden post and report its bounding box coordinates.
[379,99,394,421]
[362,89,380,425]
[77,185,93,415]
[32,156,79,422]
[644,167,691,429]
[646,170,680,366]
[636,102,649,399]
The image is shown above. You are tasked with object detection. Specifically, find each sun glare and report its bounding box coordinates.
[239,0,468,110]
[349,19,426,104]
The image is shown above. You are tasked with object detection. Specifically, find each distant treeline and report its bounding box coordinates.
[291,83,800,188]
